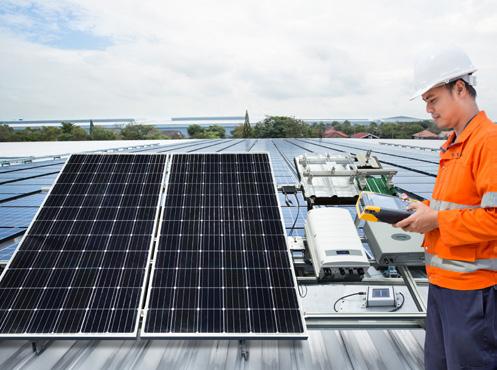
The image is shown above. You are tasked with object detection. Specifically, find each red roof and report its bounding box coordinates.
[412,129,439,139]
[323,128,348,138]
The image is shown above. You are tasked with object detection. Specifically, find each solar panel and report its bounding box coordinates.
[142,153,306,338]
[0,154,166,337]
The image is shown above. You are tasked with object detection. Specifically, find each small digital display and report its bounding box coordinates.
[336,250,350,255]
[372,288,391,298]
[367,193,401,210]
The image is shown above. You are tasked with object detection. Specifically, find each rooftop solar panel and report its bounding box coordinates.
[0,154,166,338]
[142,153,306,338]
[0,241,18,264]
[0,227,26,243]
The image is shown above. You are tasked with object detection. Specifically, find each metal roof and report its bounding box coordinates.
[0,138,435,369]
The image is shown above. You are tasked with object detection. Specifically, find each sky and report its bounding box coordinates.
[1,0,497,122]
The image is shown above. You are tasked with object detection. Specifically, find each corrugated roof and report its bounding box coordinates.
[0,138,433,369]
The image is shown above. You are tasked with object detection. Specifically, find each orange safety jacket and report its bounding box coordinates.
[423,111,497,290]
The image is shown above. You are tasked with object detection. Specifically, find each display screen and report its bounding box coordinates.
[372,288,391,298]
[367,193,401,210]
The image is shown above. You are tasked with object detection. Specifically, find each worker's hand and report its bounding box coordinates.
[393,201,438,234]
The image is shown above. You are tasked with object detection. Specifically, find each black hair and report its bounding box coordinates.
[446,78,477,98]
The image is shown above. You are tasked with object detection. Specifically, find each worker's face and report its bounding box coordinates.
[422,85,460,129]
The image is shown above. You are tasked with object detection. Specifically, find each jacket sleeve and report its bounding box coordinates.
[438,132,497,246]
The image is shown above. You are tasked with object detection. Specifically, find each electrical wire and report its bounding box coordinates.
[297,283,308,298]
[288,193,300,236]
[333,292,366,312]
[390,292,405,312]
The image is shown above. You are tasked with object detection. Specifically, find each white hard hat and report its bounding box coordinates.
[410,46,477,100]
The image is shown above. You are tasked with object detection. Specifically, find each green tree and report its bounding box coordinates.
[242,109,251,138]
[187,124,226,139]
[121,124,164,140]
[187,124,204,137]
[231,124,252,138]
[38,126,60,141]
[89,120,95,136]
[253,116,313,138]
[91,126,118,140]
[205,125,225,138]
[0,125,16,141]
[58,122,89,141]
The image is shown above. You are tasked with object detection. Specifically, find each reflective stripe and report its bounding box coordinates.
[425,252,497,273]
[430,199,479,211]
[481,192,497,208]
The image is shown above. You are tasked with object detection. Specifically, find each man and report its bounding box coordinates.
[394,46,497,369]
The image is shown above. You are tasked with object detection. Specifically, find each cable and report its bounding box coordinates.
[333,292,366,312]
[288,193,300,236]
[297,283,308,298]
[390,292,405,312]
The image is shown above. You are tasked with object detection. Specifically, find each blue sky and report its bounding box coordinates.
[0,2,111,50]
[1,0,497,121]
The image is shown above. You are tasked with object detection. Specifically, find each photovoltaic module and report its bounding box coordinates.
[0,153,305,339]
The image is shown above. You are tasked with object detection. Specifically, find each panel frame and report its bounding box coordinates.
[140,152,307,339]
[0,153,168,339]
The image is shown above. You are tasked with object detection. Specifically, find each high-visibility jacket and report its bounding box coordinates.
[423,111,497,290]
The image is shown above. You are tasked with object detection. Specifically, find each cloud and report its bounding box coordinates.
[1,0,497,120]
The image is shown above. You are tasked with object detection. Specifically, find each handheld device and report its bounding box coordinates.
[356,191,413,224]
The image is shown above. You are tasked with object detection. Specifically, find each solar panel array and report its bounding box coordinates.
[143,154,304,337]
[0,152,305,339]
[0,154,166,336]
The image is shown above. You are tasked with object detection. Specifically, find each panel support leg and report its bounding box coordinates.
[239,340,249,361]
[32,340,51,355]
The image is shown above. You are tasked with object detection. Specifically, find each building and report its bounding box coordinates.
[0,118,135,130]
[412,130,439,139]
[378,116,425,123]
[438,130,453,139]
[323,128,349,138]
[351,132,379,139]
[156,129,184,139]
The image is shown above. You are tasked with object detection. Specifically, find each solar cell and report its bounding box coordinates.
[0,154,166,337]
[142,153,305,338]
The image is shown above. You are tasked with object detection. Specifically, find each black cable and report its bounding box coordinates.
[288,193,300,236]
[282,188,293,206]
[390,292,405,312]
[333,292,366,312]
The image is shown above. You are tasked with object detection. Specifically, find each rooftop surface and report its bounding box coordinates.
[0,138,438,369]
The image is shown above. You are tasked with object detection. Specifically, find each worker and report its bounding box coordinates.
[394,46,497,369]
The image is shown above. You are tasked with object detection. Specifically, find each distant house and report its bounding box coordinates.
[412,130,439,139]
[438,130,453,139]
[323,128,349,138]
[351,132,379,139]
[160,130,184,139]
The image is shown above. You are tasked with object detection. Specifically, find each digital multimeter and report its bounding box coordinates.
[356,191,414,224]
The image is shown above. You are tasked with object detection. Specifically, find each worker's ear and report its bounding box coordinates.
[454,79,466,97]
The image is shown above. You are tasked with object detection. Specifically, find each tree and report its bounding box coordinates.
[187,124,226,139]
[205,125,225,138]
[58,122,89,141]
[0,125,16,141]
[242,109,251,138]
[121,124,164,140]
[89,120,95,136]
[231,124,247,138]
[38,126,60,141]
[253,116,313,138]
[187,124,204,137]
[91,126,118,140]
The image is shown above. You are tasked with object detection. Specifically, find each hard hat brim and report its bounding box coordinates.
[409,68,478,101]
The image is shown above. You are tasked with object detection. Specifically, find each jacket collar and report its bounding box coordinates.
[440,111,486,152]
